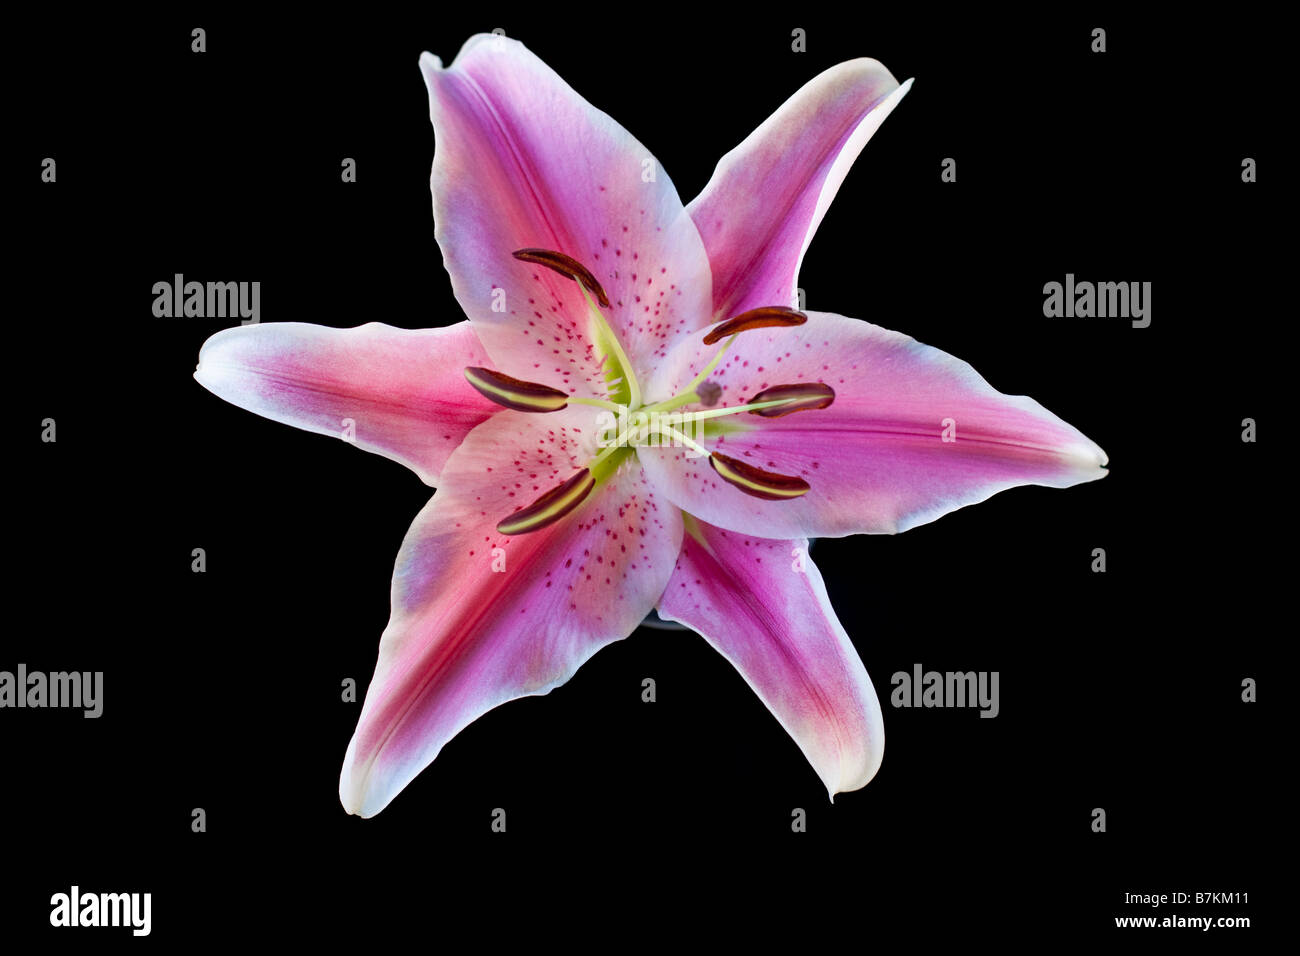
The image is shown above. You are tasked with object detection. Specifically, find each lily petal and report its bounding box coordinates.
[687,60,910,320]
[340,406,683,817]
[194,321,497,486]
[421,35,713,395]
[657,520,883,797]
[640,311,1108,539]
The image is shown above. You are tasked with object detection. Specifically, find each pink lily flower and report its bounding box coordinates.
[194,34,1106,818]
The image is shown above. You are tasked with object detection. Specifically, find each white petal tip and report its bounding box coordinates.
[1073,439,1110,476]
[339,772,384,819]
[819,750,883,802]
[192,359,221,393]
[339,738,384,819]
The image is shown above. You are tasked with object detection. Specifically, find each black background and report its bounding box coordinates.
[10,7,1278,944]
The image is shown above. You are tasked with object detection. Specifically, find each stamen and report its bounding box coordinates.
[569,396,625,413]
[702,307,806,346]
[497,468,595,535]
[747,383,835,418]
[709,452,810,500]
[464,366,569,413]
[512,248,610,308]
[684,398,800,421]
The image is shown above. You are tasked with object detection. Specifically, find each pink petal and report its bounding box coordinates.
[640,311,1107,539]
[657,521,883,796]
[194,321,497,486]
[340,407,682,817]
[687,60,910,321]
[420,35,713,395]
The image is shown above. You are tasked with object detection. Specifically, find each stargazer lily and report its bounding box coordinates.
[194,35,1106,817]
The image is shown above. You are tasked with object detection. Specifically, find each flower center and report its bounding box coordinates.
[465,249,837,533]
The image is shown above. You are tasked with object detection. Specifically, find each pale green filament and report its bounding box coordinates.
[590,421,639,469]
[569,396,625,413]
[657,398,789,421]
[654,424,712,458]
